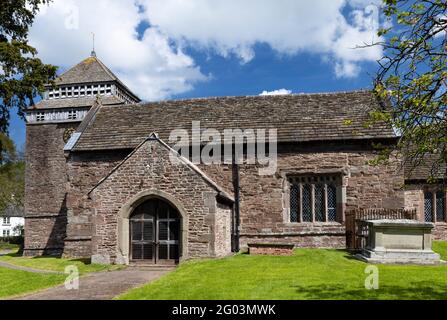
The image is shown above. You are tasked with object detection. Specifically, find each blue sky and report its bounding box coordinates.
[177,44,379,100]
[10,0,384,149]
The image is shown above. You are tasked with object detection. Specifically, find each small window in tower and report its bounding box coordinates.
[67,110,77,120]
[36,112,45,122]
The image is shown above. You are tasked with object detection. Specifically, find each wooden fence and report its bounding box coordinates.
[345,208,417,251]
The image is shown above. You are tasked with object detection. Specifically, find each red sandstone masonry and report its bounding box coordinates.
[89,139,232,263]
[27,122,442,259]
[64,150,130,257]
[200,148,405,250]
[24,123,78,256]
[405,184,447,240]
[248,244,294,256]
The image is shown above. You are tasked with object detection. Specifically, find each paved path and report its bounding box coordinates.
[15,268,170,300]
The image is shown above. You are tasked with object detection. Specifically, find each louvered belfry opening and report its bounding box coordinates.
[130,199,180,265]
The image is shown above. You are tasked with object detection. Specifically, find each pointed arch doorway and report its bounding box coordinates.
[130,198,181,265]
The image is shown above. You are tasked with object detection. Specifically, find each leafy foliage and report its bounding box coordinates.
[0,133,24,215]
[374,0,447,180]
[0,0,57,134]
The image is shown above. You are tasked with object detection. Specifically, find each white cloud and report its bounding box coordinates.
[433,14,447,38]
[29,0,207,101]
[29,0,385,100]
[139,0,384,77]
[335,61,360,78]
[259,89,292,96]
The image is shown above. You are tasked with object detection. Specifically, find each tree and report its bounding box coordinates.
[374,0,447,180]
[0,134,24,215]
[0,0,57,136]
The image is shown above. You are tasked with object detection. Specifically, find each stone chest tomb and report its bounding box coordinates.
[357,219,442,265]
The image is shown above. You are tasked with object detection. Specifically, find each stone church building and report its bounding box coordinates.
[24,54,447,265]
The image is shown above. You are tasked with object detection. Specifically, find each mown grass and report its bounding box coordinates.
[0,243,19,251]
[0,250,123,299]
[0,252,122,275]
[118,241,447,300]
[0,267,65,299]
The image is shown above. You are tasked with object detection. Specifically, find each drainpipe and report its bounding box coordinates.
[232,156,241,253]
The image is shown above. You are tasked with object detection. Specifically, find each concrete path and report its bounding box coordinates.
[15,268,170,300]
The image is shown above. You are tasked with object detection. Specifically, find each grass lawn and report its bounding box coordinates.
[0,267,65,299]
[118,241,447,300]
[0,242,20,251]
[0,250,123,299]
[0,252,122,275]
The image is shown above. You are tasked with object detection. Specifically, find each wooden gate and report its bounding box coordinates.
[345,208,417,251]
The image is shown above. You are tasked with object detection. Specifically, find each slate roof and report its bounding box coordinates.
[404,153,447,181]
[72,90,396,151]
[55,56,118,85]
[50,56,140,102]
[31,95,125,110]
[2,205,24,218]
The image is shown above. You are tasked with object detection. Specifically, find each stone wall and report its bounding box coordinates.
[201,144,405,250]
[404,183,447,240]
[27,126,413,258]
[24,123,78,256]
[404,186,424,220]
[64,150,130,258]
[214,202,232,257]
[89,139,232,264]
[248,244,294,256]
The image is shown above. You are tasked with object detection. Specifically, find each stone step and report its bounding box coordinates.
[128,264,177,271]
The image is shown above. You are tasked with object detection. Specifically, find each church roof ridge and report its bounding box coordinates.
[132,89,372,106]
[73,89,396,152]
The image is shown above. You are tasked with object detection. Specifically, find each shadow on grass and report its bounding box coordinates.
[291,283,447,300]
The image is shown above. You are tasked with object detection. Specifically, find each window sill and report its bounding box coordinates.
[284,222,343,227]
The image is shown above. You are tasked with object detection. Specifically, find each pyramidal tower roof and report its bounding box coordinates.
[30,53,140,111]
[56,55,122,87]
